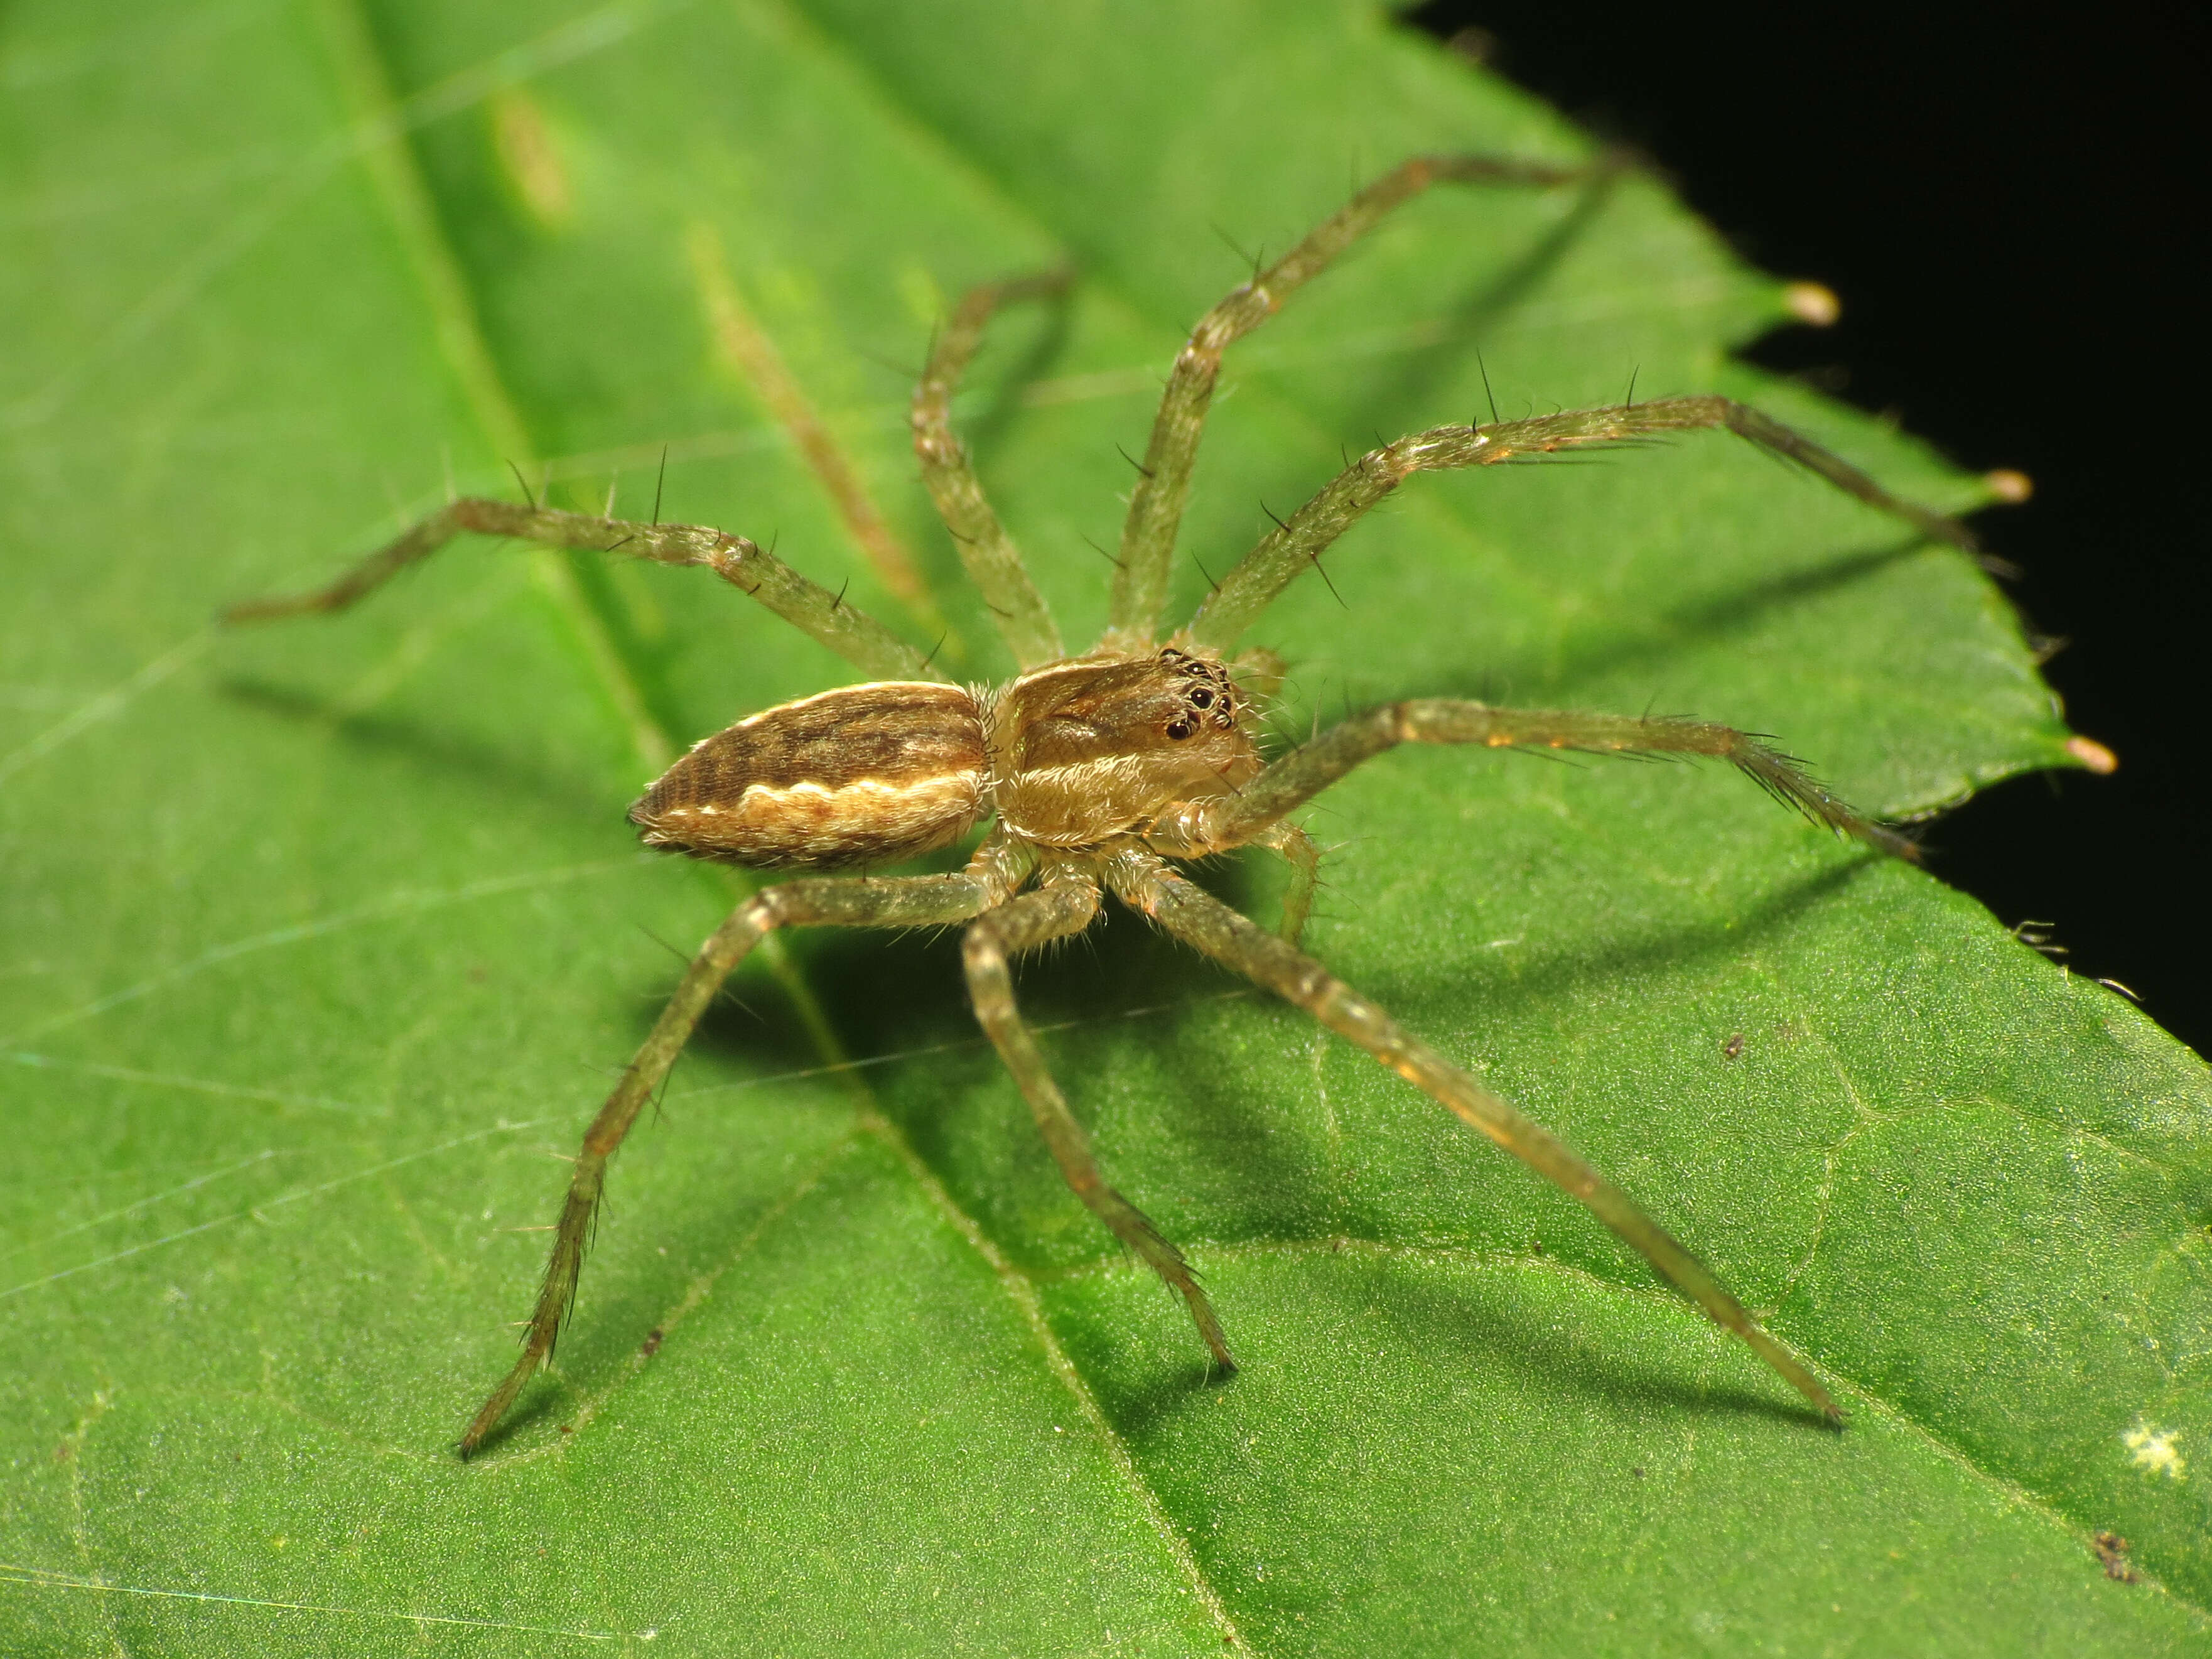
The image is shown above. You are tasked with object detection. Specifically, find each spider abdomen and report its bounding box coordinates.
[630,681,986,869]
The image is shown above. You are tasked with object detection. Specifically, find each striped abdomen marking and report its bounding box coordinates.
[631,682,986,869]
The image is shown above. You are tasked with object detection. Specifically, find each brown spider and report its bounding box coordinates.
[227,155,1992,1457]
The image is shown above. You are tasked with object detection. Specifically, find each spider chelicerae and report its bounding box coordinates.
[229,154,1997,1456]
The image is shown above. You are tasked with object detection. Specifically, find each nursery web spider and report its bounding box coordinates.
[229,155,1997,1456]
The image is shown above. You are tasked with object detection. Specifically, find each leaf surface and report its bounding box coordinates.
[4,1,2208,1653]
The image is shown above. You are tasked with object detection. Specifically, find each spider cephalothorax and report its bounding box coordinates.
[986,646,1260,846]
[229,153,1996,1455]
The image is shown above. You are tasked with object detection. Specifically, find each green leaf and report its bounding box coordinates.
[4,1,2208,1653]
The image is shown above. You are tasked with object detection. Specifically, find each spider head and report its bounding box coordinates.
[988,647,1261,846]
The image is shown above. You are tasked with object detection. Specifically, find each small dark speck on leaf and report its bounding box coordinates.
[53,1444,70,1462]
[1632,1466,1646,1478]
[1722,1032,1745,1061]
[641,1327,664,1357]
[558,1424,573,1435]
[2093,1531,2139,1583]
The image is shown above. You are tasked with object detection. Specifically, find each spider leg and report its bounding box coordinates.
[1108,153,1592,649]
[222,497,946,684]
[1184,397,2000,650]
[962,863,1235,1368]
[912,269,1072,667]
[1103,849,1838,1422]
[459,867,996,1457]
[1150,698,1916,863]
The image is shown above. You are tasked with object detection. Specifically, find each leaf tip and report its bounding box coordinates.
[1782,280,1841,328]
[2064,734,2118,775]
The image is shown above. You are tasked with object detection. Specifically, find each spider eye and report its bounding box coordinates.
[1190,688,1214,709]
[1165,717,1195,741]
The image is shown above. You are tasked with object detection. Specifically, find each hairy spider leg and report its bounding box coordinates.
[222,497,944,686]
[1103,849,1840,1422]
[1184,397,1995,652]
[458,866,997,1457]
[961,863,1236,1368]
[1106,153,1594,649]
[1146,697,1917,863]
[912,269,1073,667]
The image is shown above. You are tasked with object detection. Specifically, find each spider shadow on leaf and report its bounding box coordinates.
[1372,1262,1832,1433]
[1319,162,1624,446]
[1330,831,1882,1020]
[1440,535,1944,715]
[218,674,617,830]
[951,277,1076,473]
[1070,1246,1826,1449]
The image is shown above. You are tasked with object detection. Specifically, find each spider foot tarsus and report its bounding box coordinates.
[1720,733,1922,862]
[456,1164,604,1457]
[1113,1191,1238,1371]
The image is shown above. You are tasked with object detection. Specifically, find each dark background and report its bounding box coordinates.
[1405,4,2211,1056]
